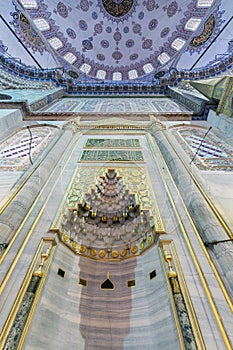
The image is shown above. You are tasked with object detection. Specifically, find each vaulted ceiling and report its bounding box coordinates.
[0,0,232,84]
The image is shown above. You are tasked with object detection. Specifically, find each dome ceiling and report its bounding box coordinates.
[0,0,232,84]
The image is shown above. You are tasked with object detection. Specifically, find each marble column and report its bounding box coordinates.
[151,126,233,294]
[0,123,76,245]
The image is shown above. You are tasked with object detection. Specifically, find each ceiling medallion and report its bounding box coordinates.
[98,0,138,22]
[102,0,134,17]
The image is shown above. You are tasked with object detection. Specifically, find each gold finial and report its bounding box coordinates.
[164,249,177,279]
[33,246,50,278]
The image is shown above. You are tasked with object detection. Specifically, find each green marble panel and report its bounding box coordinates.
[85,138,140,148]
[79,150,144,162]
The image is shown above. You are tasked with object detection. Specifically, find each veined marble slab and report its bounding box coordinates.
[0,171,23,204]
[0,109,23,136]
[42,97,190,114]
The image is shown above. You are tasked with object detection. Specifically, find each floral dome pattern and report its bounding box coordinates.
[6,0,224,82]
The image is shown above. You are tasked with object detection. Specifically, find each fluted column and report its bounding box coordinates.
[151,125,233,293]
[0,122,76,245]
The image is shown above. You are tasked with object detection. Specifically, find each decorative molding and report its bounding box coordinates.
[159,240,205,350]
[0,238,56,350]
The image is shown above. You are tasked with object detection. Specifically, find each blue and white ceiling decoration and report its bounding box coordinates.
[0,0,232,90]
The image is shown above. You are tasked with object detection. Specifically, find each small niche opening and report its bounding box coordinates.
[101,272,114,290]
[101,279,114,289]
[128,280,135,288]
[0,93,12,100]
[79,278,87,287]
[150,270,156,280]
[57,268,65,278]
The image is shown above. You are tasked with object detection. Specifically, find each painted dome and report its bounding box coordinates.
[0,0,231,84]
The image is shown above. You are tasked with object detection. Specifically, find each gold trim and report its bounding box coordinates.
[72,241,78,249]
[0,239,44,349]
[0,238,56,350]
[160,241,206,350]
[170,242,206,349]
[90,248,97,256]
[131,246,138,254]
[79,245,86,253]
[159,246,186,350]
[120,249,127,257]
[99,250,106,258]
[17,239,56,350]
[0,175,56,293]
[111,250,119,258]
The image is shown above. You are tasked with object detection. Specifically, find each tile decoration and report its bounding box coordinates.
[79,150,144,162]
[41,97,190,113]
[174,127,233,171]
[84,138,140,148]
[0,126,58,171]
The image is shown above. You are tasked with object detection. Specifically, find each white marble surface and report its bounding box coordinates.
[0,89,61,105]
[0,109,23,136]
[41,97,190,113]
[0,171,23,204]
[208,110,233,138]
[201,171,233,229]
[24,245,180,350]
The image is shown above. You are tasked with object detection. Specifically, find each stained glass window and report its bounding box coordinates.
[197,0,214,7]
[171,38,186,51]
[112,72,122,81]
[128,69,138,80]
[49,37,63,50]
[80,63,91,74]
[143,63,153,74]
[20,0,37,8]
[96,70,106,79]
[185,18,202,31]
[33,18,49,31]
[157,53,170,65]
[64,52,77,64]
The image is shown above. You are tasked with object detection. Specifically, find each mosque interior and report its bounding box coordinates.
[0,1,233,350]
